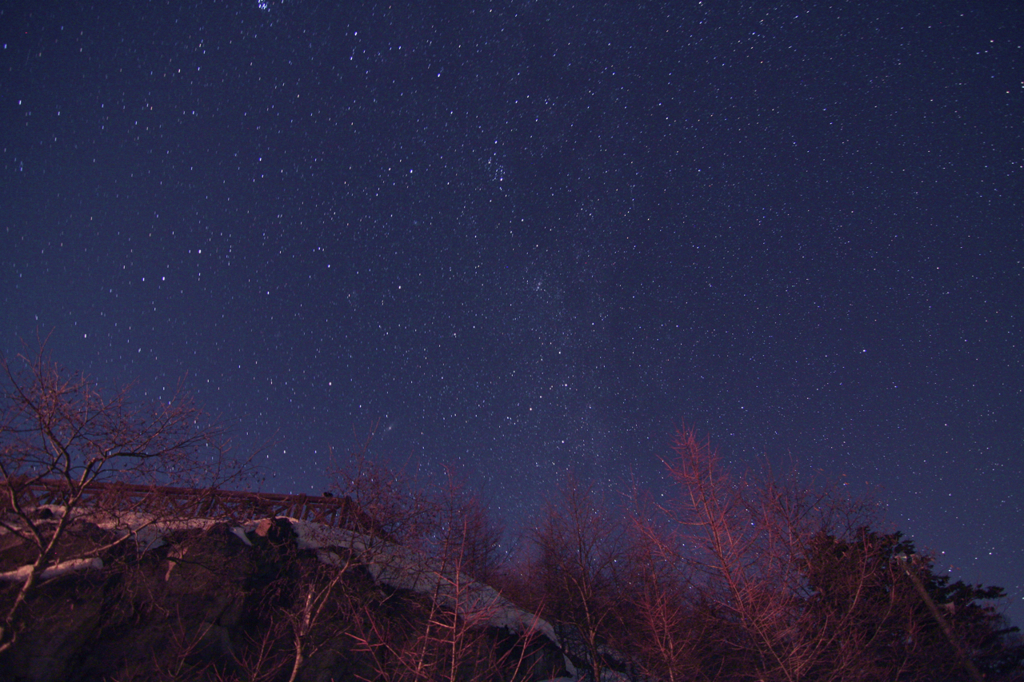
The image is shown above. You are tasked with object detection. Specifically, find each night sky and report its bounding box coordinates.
[2,1,1022,623]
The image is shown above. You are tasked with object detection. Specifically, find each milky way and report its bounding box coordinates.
[1,1,1021,624]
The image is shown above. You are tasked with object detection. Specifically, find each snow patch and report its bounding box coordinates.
[284,518,560,643]
[0,557,104,582]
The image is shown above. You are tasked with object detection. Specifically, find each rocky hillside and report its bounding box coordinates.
[0,510,570,682]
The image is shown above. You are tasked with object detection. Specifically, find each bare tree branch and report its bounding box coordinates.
[0,344,249,654]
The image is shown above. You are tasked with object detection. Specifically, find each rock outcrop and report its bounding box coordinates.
[0,514,569,682]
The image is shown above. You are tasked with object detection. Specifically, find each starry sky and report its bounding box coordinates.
[1,1,1022,622]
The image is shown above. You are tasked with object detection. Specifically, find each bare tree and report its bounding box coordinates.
[0,345,246,654]
[412,474,513,682]
[506,426,1023,681]
[529,473,631,682]
[344,467,549,682]
[626,493,711,682]
[327,428,439,544]
[283,556,353,682]
[646,425,935,682]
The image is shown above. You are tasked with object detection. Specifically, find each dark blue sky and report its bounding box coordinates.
[2,1,1022,623]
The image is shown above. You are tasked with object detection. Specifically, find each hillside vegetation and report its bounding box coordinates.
[2,350,1021,682]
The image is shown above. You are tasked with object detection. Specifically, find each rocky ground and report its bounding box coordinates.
[0,513,570,682]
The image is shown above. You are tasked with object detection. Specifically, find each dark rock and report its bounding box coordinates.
[0,517,567,682]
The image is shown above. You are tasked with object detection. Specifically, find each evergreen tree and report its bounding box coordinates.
[803,529,1024,681]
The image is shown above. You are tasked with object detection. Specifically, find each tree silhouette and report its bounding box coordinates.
[528,474,633,682]
[805,529,1024,681]
[0,345,246,654]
